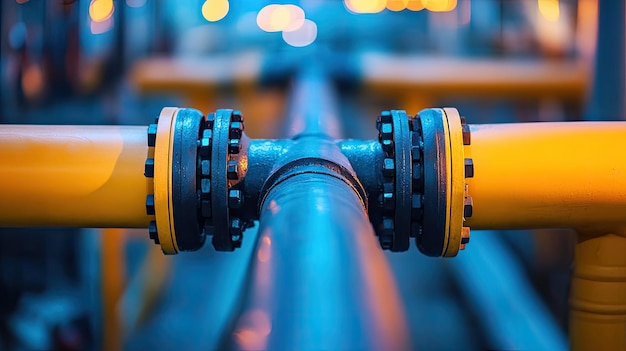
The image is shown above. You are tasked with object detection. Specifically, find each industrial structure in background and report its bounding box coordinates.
[0,0,624,350]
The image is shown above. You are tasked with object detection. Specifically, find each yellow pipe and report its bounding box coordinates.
[362,54,590,100]
[464,121,626,350]
[464,122,626,230]
[0,125,152,228]
[570,229,626,351]
[101,228,126,351]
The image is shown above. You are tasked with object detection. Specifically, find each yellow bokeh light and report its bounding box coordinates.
[406,0,425,11]
[257,5,279,32]
[387,0,408,12]
[269,5,291,31]
[202,0,229,22]
[89,0,114,23]
[538,0,560,22]
[344,0,386,14]
[424,0,457,12]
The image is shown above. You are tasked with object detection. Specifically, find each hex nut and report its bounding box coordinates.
[464,196,473,217]
[227,160,239,180]
[149,220,159,244]
[147,124,157,147]
[229,139,241,154]
[144,158,154,177]
[201,160,211,177]
[464,158,474,178]
[383,158,395,177]
[462,124,471,145]
[228,189,243,209]
[232,110,244,123]
[229,122,243,138]
[146,194,155,215]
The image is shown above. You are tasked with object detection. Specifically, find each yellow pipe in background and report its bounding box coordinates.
[465,122,626,230]
[0,125,152,228]
[101,228,127,351]
[570,229,626,351]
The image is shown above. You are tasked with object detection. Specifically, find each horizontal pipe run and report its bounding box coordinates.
[0,125,151,228]
[232,172,410,350]
[465,122,626,230]
[361,54,589,100]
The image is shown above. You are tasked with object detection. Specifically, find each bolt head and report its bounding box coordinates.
[382,139,393,154]
[200,129,212,157]
[461,227,470,244]
[228,189,243,209]
[147,124,158,147]
[464,196,473,217]
[144,158,154,177]
[146,194,155,215]
[201,160,211,177]
[230,217,243,248]
[201,178,211,197]
[227,160,239,179]
[232,110,244,122]
[381,182,395,210]
[383,158,395,177]
[462,124,471,145]
[206,113,215,129]
[464,158,474,178]
[149,221,160,244]
[380,123,393,139]
[229,122,243,138]
[229,139,241,154]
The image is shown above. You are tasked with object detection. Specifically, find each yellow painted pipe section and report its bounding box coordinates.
[570,229,626,351]
[0,125,152,228]
[465,122,626,230]
[362,54,589,100]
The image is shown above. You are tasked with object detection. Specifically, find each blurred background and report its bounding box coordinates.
[0,0,618,350]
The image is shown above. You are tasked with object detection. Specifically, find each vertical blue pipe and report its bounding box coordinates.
[586,0,625,121]
[447,231,568,350]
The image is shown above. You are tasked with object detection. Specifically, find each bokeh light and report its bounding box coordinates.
[424,0,457,12]
[202,0,229,22]
[90,15,113,34]
[282,19,317,47]
[257,5,282,32]
[538,0,560,22]
[344,0,386,14]
[89,0,114,23]
[257,4,306,33]
[283,5,305,32]
[386,0,409,12]
[21,64,43,99]
[406,0,425,11]
[269,5,291,31]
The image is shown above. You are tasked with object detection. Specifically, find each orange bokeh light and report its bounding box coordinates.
[89,0,114,23]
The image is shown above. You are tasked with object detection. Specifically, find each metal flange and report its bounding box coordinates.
[145,107,206,254]
[374,110,413,252]
[414,108,472,257]
[209,109,250,251]
[373,108,473,256]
